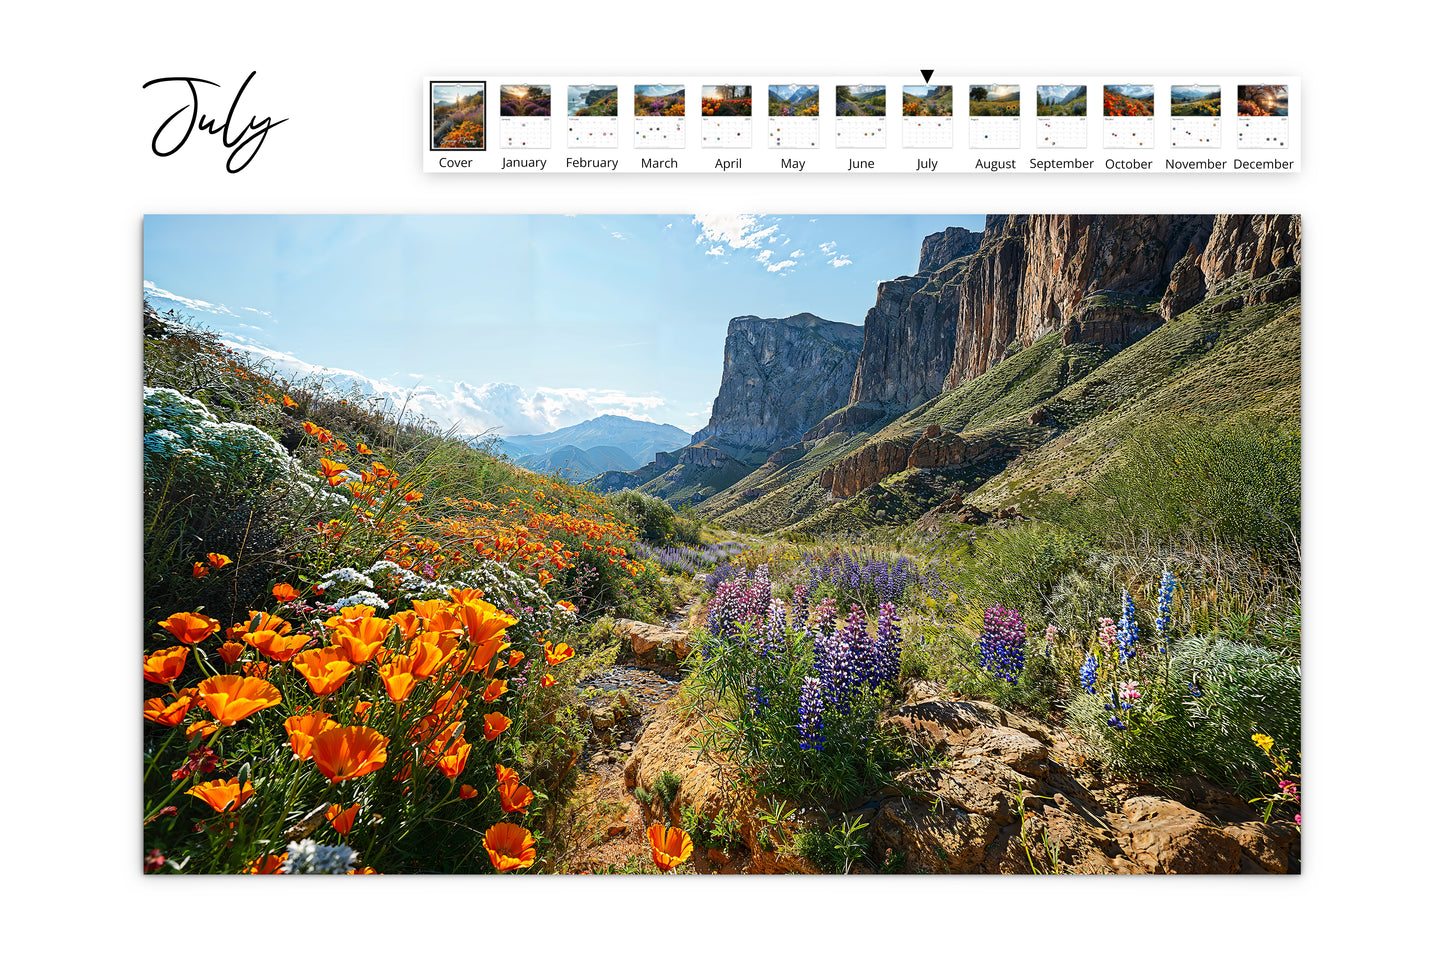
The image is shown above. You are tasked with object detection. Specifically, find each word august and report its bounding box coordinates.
[143,71,286,173]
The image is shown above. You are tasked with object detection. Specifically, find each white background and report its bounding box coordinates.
[3,2,1437,958]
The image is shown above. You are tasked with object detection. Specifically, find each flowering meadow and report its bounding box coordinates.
[143,306,677,873]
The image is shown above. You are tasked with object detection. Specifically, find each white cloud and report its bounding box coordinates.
[755,250,773,263]
[238,323,263,332]
[818,241,837,254]
[766,259,797,273]
[829,255,853,268]
[611,232,627,240]
[208,329,668,437]
[789,249,804,258]
[692,214,779,251]
[143,280,238,317]
[704,246,725,257]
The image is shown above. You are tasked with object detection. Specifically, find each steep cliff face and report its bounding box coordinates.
[813,214,1297,501]
[692,313,864,461]
[848,215,1214,411]
[917,226,985,274]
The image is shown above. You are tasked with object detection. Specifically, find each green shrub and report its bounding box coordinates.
[1066,634,1300,793]
[946,522,1092,629]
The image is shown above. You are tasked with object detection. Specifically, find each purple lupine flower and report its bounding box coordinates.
[978,606,1026,683]
[790,584,811,633]
[798,676,825,750]
[875,602,901,686]
[1080,652,1098,694]
[763,598,788,656]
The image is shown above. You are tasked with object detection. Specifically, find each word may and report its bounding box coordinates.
[143,71,286,173]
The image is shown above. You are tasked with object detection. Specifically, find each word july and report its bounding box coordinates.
[143,71,286,173]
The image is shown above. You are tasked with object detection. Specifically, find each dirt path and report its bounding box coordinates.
[554,659,685,873]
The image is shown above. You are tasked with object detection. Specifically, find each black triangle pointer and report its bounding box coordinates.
[921,69,934,83]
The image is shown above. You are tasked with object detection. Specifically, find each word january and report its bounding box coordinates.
[143,71,286,173]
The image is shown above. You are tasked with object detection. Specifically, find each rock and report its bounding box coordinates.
[960,727,1050,778]
[918,226,985,274]
[871,797,999,872]
[611,618,691,660]
[1112,796,1242,874]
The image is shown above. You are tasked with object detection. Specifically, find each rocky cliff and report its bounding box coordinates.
[848,215,1214,410]
[691,313,864,462]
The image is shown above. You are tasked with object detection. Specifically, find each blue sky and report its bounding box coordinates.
[142,214,984,435]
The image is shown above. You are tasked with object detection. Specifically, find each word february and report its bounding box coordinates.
[143,71,286,173]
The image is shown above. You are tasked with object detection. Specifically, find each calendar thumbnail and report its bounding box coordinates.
[902,85,952,149]
[836,84,886,148]
[702,85,752,147]
[430,82,485,150]
[969,85,1020,148]
[498,84,551,149]
[768,84,820,148]
[568,85,619,148]
[1237,84,1289,149]
[1170,86,1221,148]
[634,84,686,148]
[1103,84,1154,149]
[1036,84,1087,148]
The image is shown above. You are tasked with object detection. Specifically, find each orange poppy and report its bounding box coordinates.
[647,825,694,870]
[436,738,471,778]
[197,675,282,726]
[482,678,508,702]
[292,646,354,695]
[403,490,423,503]
[449,588,485,604]
[389,611,421,642]
[333,617,392,664]
[543,641,576,665]
[427,609,466,639]
[483,822,536,872]
[326,603,378,625]
[158,612,221,645]
[246,629,312,661]
[248,611,292,634]
[193,563,209,578]
[285,711,339,760]
[242,661,272,679]
[206,553,232,568]
[143,646,189,684]
[186,719,218,739]
[459,784,478,800]
[317,458,349,483]
[498,778,534,813]
[352,701,373,721]
[356,443,371,455]
[312,726,389,783]
[326,803,361,835]
[225,622,249,642]
[218,641,244,665]
[185,777,255,813]
[507,650,526,668]
[410,599,449,622]
[380,656,417,702]
[495,763,518,783]
[540,674,557,688]
[247,854,286,874]
[271,583,301,603]
[143,694,192,726]
[282,395,298,408]
[407,632,457,680]
[483,712,511,741]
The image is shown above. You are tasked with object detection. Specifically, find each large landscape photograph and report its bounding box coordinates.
[142,213,1302,876]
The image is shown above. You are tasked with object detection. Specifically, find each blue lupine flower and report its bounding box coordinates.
[1080,652,1098,694]
[1156,569,1177,652]
[798,676,825,750]
[1117,590,1137,666]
